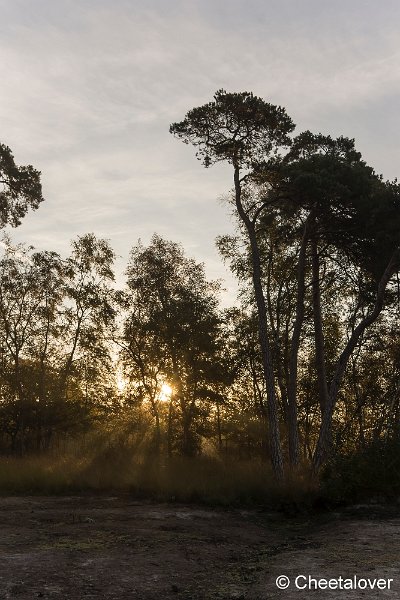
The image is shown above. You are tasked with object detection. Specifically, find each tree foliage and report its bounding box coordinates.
[0,97,398,492]
[0,143,43,228]
[171,90,400,475]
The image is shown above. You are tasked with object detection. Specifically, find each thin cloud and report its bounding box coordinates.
[0,0,398,303]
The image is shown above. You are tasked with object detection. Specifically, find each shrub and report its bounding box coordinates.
[320,437,400,505]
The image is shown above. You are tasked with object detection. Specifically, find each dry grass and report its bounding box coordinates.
[0,436,317,507]
[0,456,316,508]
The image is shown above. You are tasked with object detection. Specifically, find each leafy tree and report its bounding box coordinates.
[0,143,43,228]
[0,242,65,451]
[171,90,294,477]
[60,233,116,400]
[122,234,228,456]
[277,133,400,468]
[0,235,116,453]
[172,91,400,475]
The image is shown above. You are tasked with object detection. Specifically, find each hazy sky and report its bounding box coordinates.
[1,0,399,302]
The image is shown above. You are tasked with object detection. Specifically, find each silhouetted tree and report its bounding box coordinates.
[170,90,294,477]
[122,234,227,456]
[0,143,43,229]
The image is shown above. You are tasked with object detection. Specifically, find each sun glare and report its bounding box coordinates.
[159,383,173,402]
[116,373,126,392]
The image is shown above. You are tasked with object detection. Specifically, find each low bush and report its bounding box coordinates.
[320,437,400,505]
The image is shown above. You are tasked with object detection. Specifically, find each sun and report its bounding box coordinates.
[116,372,126,392]
[159,383,173,402]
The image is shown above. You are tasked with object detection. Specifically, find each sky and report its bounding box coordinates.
[1,0,399,304]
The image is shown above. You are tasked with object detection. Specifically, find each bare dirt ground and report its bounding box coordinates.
[0,496,398,600]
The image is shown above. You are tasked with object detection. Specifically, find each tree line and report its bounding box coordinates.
[0,92,399,482]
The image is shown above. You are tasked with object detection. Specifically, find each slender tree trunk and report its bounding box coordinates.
[311,237,330,420]
[14,352,26,456]
[182,410,195,456]
[287,218,310,468]
[37,310,51,452]
[216,402,222,451]
[234,166,284,479]
[265,249,289,422]
[62,314,83,396]
[154,410,161,453]
[351,352,366,448]
[167,397,173,458]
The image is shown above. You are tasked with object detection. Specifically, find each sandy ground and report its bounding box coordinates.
[0,496,398,599]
